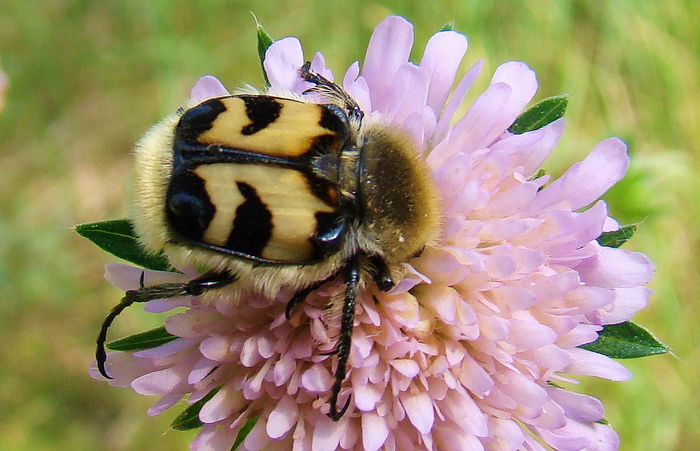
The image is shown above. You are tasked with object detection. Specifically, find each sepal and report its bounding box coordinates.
[106,326,177,352]
[509,94,569,134]
[75,219,172,272]
[580,322,669,359]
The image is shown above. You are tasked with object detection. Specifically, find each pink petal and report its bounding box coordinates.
[273,353,296,386]
[312,415,344,451]
[133,337,196,359]
[567,286,616,314]
[309,51,332,80]
[538,420,620,451]
[422,285,459,323]
[353,384,383,411]
[131,366,186,396]
[548,386,604,423]
[601,287,651,324]
[489,61,538,131]
[419,30,468,113]
[300,364,332,392]
[188,357,218,384]
[384,63,429,125]
[477,180,539,218]
[448,81,512,153]
[578,245,655,288]
[190,75,230,102]
[361,413,390,451]
[434,426,486,451]
[242,417,273,450]
[165,309,221,338]
[147,393,183,416]
[264,37,305,92]
[266,396,299,439]
[361,16,414,110]
[103,264,149,291]
[496,370,549,409]
[485,418,525,449]
[199,336,233,362]
[399,391,435,434]
[89,351,157,387]
[342,60,360,87]
[390,359,421,378]
[536,420,589,450]
[192,424,238,451]
[442,388,489,436]
[559,324,603,348]
[565,348,632,381]
[492,118,565,176]
[529,138,630,212]
[144,296,190,313]
[507,316,557,350]
[344,71,372,113]
[432,59,483,147]
[199,383,245,423]
[588,422,621,451]
[459,354,495,396]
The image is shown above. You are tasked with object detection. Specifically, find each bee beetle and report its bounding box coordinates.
[96,63,440,421]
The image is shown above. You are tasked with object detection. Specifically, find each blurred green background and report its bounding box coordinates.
[0,1,697,450]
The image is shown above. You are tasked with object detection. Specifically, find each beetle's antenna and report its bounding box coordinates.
[300,61,364,125]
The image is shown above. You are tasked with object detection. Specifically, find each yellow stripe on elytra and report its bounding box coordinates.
[194,163,337,262]
[197,97,334,158]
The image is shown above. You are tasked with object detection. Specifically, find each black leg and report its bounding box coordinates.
[285,270,341,320]
[96,270,235,379]
[327,256,360,421]
[366,254,394,292]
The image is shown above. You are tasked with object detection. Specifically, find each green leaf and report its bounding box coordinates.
[106,326,178,352]
[529,168,547,181]
[508,94,569,134]
[75,219,172,272]
[580,322,669,359]
[253,13,274,87]
[440,21,455,32]
[596,224,637,248]
[232,417,259,450]
[171,387,221,431]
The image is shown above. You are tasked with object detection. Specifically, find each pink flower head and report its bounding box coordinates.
[93,16,654,451]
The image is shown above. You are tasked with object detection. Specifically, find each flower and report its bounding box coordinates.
[92,15,654,451]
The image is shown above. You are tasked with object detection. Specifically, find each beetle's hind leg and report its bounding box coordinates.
[96,270,236,379]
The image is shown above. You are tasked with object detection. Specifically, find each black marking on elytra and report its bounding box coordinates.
[319,104,350,136]
[176,98,227,143]
[240,96,282,136]
[303,162,342,207]
[311,211,347,259]
[309,133,345,159]
[226,181,273,257]
[166,169,216,242]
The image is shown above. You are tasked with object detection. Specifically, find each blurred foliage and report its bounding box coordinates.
[0,1,697,450]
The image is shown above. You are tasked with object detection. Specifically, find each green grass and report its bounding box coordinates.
[0,1,697,449]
